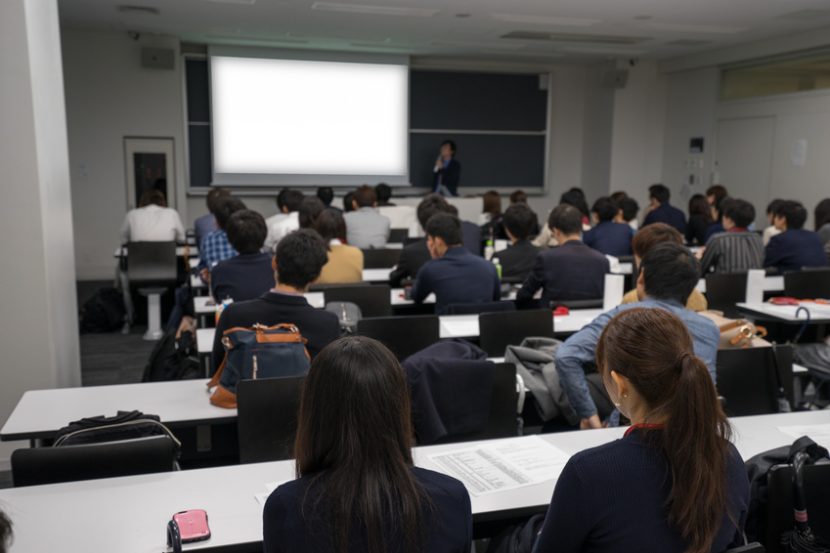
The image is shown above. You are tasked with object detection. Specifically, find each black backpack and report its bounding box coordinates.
[79,287,126,333]
[142,328,202,382]
[54,410,180,452]
[485,513,546,553]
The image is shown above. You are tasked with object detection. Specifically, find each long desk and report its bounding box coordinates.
[737,301,830,324]
[2,411,827,552]
[115,246,197,258]
[192,268,394,292]
[696,275,784,294]
[193,289,435,315]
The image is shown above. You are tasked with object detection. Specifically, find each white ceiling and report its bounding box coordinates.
[58,0,830,63]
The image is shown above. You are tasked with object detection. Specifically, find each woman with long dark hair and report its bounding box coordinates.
[533,308,749,553]
[686,193,713,246]
[263,336,472,553]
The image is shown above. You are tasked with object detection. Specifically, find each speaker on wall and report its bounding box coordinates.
[141,47,175,70]
[601,69,628,89]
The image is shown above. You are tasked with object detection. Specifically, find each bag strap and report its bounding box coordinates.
[54,418,182,449]
[788,435,830,464]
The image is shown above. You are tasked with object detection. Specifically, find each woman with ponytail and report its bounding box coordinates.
[533,308,749,553]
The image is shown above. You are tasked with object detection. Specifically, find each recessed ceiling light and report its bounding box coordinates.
[454,13,471,18]
[117,5,160,15]
[634,15,652,21]
[492,13,600,27]
[645,21,744,34]
[311,2,439,17]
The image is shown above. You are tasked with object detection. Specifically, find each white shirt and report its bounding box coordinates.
[265,211,299,250]
[120,204,185,243]
[763,225,782,246]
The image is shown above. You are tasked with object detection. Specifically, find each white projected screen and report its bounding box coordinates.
[210,55,409,186]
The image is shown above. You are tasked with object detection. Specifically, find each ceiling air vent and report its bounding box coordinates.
[501,31,649,45]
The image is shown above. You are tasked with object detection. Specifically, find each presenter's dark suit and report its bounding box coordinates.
[764,229,829,272]
[433,159,461,196]
[643,203,687,234]
[517,240,609,305]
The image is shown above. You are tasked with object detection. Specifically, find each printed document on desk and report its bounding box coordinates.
[428,436,569,496]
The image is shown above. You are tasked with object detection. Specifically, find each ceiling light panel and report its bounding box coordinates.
[311,2,439,17]
[491,13,600,27]
[644,21,745,34]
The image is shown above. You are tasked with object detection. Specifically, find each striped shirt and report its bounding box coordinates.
[700,230,764,274]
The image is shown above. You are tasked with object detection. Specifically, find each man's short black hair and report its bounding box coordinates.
[549,204,582,236]
[215,197,247,230]
[299,196,325,229]
[559,187,589,217]
[775,200,808,229]
[619,197,639,222]
[425,213,462,246]
[353,185,376,208]
[503,203,537,241]
[442,140,456,154]
[316,186,334,207]
[649,184,670,205]
[225,210,267,255]
[416,194,450,230]
[724,199,755,228]
[342,191,356,212]
[275,229,328,289]
[766,198,785,215]
[592,197,619,223]
[639,243,699,304]
[375,183,392,204]
[206,187,230,214]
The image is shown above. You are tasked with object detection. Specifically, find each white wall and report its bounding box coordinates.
[0,0,80,467]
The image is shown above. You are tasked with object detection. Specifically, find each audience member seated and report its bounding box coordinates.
[583,196,634,257]
[765,200,828,272]
[556,243,719,430]
[706,184,729,209]
[389,194,448,287]
[120,189,185,243]
[211,230,340,372]
[210,210,275,302]
[642,184,686,234]
[263,336,472,553]
[375,182,395,206]
[194,187,229,247]
[685,193,712,246]
[316,186,340,213]
[497,203,541,281]
[412,213,500,314]
[265,189,304,250]
[622,223,708,311]
[199,197,246,274]
[343,185,391,249]
[536,307,748,552]
[509,189,540,234]
[342,191,355,213]
[704,195,727,242]
[616,196,640,231]
[518,204,609,306]
[561,187,592,230]
[763,198,784,246]
[815,198,830,246]
[314,209,363,284]
[446,204,483,256]
[298,196,325,229]
[480,190,506,240]
[699,198,764,274]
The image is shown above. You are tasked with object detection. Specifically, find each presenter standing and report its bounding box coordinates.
[432,140,460,197]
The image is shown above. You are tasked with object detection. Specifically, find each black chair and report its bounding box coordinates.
[323,284,392,317]
[762,463,830,553]
[388,228,408,243]
[784,268,830,299]
[705,272,747,317]
[236,377,305,463]
[361,248,401,269]
[716,345,793,416]
[724,544,764,553]
[550,298,603,309]
[479,309,555,357]
[11,436,178,486]
[444,301,516,315]
[357,315,439,360]
[126,241,177,339]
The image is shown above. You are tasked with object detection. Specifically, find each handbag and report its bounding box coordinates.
[700,310,768,349]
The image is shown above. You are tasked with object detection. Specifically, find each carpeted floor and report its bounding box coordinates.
[80,325,157,386]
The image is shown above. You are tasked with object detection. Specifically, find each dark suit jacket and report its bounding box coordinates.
[210,252,275,302]
[582,221,633,257]
[412,247,500,314]
[211,292,340,373]
[517,240,609,305]
[764,229,828,273]
[496,240,541,281]
[263,467,472,553]
[685,214,710,246]
[461,221,483,256]
[433,158,461,196]
[389,240,431,287]
[643,203,686,234]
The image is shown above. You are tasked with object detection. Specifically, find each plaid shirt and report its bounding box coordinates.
[199,230,237,271]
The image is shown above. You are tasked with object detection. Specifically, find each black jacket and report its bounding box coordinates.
[517,240,609,305]
[496,240,541,281]
[210,252,275,302]
[389,240,431,288]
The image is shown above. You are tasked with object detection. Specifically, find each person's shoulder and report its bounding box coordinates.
[412,467,470,505]
[565,439,631,478]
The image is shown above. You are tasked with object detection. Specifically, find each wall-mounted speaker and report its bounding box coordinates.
[141,47,175,70]
[601,69,628,89]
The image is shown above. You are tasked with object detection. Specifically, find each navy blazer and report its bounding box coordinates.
[412,247,500,313]
[263,466,472,553]
[764,229,828,272]
[517,240,609,305]
[433,158,461,196]
[210,252,275,302]
[583,222,633,257]
[643,203,687,234]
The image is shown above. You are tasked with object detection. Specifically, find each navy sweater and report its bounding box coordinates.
[533,429,749,553]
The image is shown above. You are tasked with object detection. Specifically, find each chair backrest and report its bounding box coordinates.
[357,315,439,360]
[716,345,793,416]
[479,309,555,357]
[236,376,305,463]
[11,435,177,486]
[723,543,765,553]
[361,248,402,269]
[388,228,408,243]
[126,241,177,282]
[705,272,748,317]
[550,299,603,309]
[784,269,830,299]
[444,301,516,315]
[323,284,392,317]
[763,464,830,553]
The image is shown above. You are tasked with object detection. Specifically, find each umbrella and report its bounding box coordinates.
[780,451,830,553]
